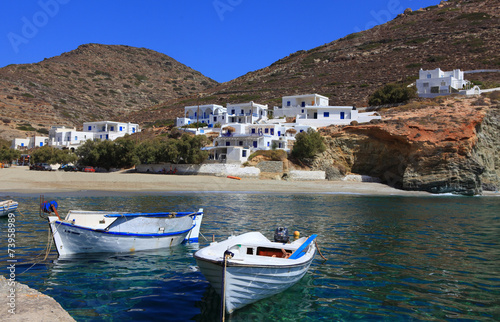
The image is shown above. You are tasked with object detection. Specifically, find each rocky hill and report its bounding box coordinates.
[0,44,218,140]
[136,0,499,124]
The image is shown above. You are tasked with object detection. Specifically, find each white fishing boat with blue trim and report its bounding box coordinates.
[0,200,18,217]
[194,229,317,314]
[42,201,203,256]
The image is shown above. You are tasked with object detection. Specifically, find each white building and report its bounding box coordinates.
[274,94,329,118]
[49,121,140,150]
[176,104,227,127]
[11,136,48,150]
[207,123,310,164]
[274,94,381,126]
[416,68,470,98]
[225,102,268,124]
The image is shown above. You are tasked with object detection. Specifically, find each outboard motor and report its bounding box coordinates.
[41,200,58,213]
[274,227,289,243]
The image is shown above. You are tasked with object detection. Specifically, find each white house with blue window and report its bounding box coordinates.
[47,121,140,150]
[83,121,138,140]
[274,94,329,118]
[176,104,227,127]
[225,101,268,124]
[207,123,310,163]
[11,136,48,150]
[416,68,470,98]
[274,93,381,126]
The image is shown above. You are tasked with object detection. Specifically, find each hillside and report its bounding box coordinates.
[136,0,499,125]
[1,0,499,141]
[0,44,218,140]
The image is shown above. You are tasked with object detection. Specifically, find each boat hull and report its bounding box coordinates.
[48,209,203,256]
[0,200,18,217]
[194,232,316,313]
[196,257,314,313]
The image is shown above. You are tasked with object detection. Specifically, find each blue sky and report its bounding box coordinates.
[1,0,440,83]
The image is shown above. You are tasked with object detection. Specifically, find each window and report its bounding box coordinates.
[132,128,136,133]
[340,112,345,119]
[267,142,270,147]
[301,109,304,113]
[226,141,230,146]
[88,126,91,131]
[242,150,247,157]
[251,128,256,134]
[324,112,329,117]
[231,109,235,114]
[239,141,243,146]
[241,109,244,114]
[301,102,305,107]
[21,143,24,147]
[119,126,123,131]
[39,142,43,147]
[427,74,431,79]
[265,128,269,134]
[441,81,446,86]
[75,136,77,141]
[287,101,290,106]
[214,117,217,122]
[253,141,257,148]
[423,83,429,87]
[110,126,114,131]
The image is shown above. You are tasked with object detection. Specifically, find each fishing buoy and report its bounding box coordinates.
[227,176,241,180]
[294,231,300,239]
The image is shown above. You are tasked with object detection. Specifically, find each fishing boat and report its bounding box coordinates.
[0,200,18,217]
[41,200,203,256]
[194,230,317,314]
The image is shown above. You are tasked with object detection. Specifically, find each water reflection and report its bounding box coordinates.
[0,193,499,320]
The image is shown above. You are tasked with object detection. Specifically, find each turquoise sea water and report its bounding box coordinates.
[1,192,499,321]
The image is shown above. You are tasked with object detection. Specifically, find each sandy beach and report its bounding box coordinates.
[0,165,440,196]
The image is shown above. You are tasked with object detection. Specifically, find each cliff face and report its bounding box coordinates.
[313,95,500,195]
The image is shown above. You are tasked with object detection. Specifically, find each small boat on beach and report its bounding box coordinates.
[194,230,317,314]
[41,200,203,256]
[0,200,18,217]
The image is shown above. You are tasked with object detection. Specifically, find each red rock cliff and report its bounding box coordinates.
[313,95,500,195]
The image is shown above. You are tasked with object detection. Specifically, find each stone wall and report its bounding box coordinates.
[135,163,260,178]
[288,170,326,181]
[256,161,284,173]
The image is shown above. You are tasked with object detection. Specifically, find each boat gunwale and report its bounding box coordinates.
[193,247,315,269]
[51,219,196,238]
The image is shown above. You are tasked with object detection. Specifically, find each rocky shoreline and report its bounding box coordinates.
[0,275,74,321]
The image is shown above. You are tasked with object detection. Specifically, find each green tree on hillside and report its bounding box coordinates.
[368,83,416,106]
[291,128,326,160]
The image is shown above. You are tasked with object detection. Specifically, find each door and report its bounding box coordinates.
[313,112,317,119]
[340,112,345,119]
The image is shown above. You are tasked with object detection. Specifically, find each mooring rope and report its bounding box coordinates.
[315,240,327,261]
[220,250,234,322]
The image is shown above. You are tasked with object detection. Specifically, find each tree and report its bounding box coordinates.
[368,83,416,106]
[31,146,77,164]
[0,147,21,164]
[291,128,326,160]
[76,140,100,167]
[113,136,139,169]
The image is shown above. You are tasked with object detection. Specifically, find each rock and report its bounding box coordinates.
[311,96,500,195]
[0,275,74,321]
[404,8,413,14]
